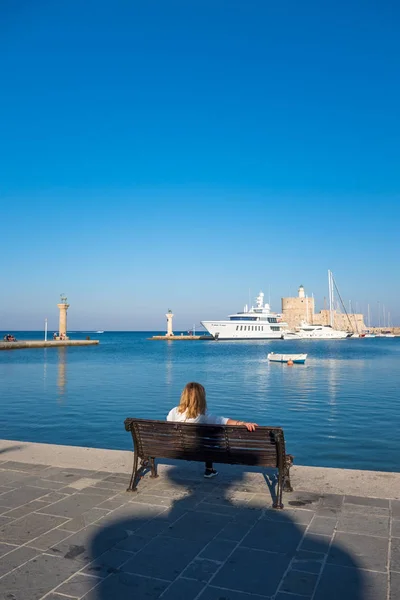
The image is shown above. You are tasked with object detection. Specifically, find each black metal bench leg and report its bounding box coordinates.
[283,455,294,493]
[150,458,159,478]
[127,451,139,492]
[273,470,284,509]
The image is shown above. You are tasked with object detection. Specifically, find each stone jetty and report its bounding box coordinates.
[0,340,99,351]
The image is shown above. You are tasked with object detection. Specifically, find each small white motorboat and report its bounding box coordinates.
[268,352,307,364]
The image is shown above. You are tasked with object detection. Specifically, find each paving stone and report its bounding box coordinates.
[54,572,101,597]
[390,537,400,572]
[114,533,154,553]
[0,516,13,527]
[0,542,18,558]
[122,536,204,581]
[392,500,400,518]
[0,486,48,508]
[308,516,337,535]
[341,504,389,516]
[133,509,188,537]
[39,471,86,484]
[0,512,69,544]
[0,461,48,473]
[1,500,48,519]
[328,532,388,571]
[203,491,255,507]
[37,491,69,504]
[162,511,231,542]
[390,571,400,599]
[82,548,132,577]
[344,495,389,508]
[212,546,290,596]
[391,520,400,538]
[280,569,319,596]
[65,477,105,491]
[49,523,129,564]
[159,578,205,600]
[182,558,220,582]
[89,480,126,491]
[263,508,314,525]
[128,494,175,508]
[314,564,387,600]
[276,594,312,600]
[69,487,118,500]
[199,587,270,600]
[300,533,331,553]
[241,518,305,553]
[320,494,344,508]
[37,492,110,518]
[316,506,341,517]
[0,546,39,577]
[200,539,237,562]
[81,571,168,599]
[337,513,389,537]
[62,507,110,532]
[0,552,81,600]
[285,491,321,509]
[194,502,242,517]
[95,497,128,510]
[0,471,32,486]
[20,478,67,491]
[27,527,73,550]
[292,550,325,573]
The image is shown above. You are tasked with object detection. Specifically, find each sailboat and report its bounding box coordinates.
[286,271,349,340]
[364,304,375,338]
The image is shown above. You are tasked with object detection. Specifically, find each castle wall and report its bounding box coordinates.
[312,309,367,332]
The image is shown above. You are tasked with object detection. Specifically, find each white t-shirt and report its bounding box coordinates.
[167,407,229,425]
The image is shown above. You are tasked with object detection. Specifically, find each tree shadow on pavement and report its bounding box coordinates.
[80,463,372,600]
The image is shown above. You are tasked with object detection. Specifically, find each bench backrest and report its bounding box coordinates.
[124,418,287,468]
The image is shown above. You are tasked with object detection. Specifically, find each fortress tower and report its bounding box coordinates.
[281,285,314,330]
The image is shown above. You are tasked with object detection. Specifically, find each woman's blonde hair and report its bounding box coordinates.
[178,382,207,419]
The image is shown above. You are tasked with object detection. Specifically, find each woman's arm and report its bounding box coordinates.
[226,419,257,432]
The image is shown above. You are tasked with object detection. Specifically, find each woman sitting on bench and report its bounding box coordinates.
[167,381,257,478]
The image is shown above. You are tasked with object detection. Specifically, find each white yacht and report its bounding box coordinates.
[284,321,349,340]
[201,292,287,340]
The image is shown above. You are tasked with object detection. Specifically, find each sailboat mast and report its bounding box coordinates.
[328,270,334,327]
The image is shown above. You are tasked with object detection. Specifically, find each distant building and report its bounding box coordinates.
[281,285,367,333]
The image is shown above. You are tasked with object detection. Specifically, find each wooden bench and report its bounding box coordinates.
[124,418,293,509]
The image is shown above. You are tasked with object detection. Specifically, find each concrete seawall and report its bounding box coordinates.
[0,340,99,350]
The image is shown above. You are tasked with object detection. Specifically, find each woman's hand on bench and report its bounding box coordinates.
[227,419,258,431]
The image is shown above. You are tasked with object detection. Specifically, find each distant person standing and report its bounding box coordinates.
[167,382,257,478]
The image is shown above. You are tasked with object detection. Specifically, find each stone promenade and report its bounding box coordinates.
[0,444,399,600]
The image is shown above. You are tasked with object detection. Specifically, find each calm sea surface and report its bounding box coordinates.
[0,331,399,472]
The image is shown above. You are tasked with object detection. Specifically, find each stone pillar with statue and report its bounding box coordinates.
[57,295,70,340]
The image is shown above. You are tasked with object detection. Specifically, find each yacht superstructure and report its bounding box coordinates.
[201,292,287,340]
[284,321,349,339]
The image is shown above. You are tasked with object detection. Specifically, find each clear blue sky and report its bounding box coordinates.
[1,1,399,330]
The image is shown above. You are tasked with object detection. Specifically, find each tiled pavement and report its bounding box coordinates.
[0,459,398,600]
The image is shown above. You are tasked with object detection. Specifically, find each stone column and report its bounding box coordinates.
[57,302,70,339]
[166,310,174,337]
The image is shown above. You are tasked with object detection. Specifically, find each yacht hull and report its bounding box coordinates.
[201,321,284,340]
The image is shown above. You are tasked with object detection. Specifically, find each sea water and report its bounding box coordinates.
[0,331,399,472]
